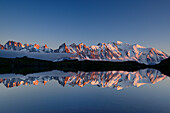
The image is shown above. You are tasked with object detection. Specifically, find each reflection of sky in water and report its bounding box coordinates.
[0,69,170,113]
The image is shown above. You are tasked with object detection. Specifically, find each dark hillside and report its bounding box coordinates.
[0,56,169,76]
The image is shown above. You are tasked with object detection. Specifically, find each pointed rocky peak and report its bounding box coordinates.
[58,43,70,53]
[6,40,12,46]
[83,44,88,48]
[17,42,24,47]
[44,44,48,48]
[90,45,99,50]
[133,44,145,48]
[78,42,83,48]
[70,43,77,47]
[0,44,6,50]
[97,43,102,46]
[97,42,107,46]
[79,42,84,46]
[34,44,40,49]
[14,41,17,46]
[78,42,88,49]
[24,43,29,47]
[117,41,123,45]
[60,43,67,47]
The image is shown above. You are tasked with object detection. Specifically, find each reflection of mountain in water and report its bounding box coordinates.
[0,69,166,90]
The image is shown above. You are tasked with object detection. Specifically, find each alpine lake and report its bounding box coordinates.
[0,68,170,113]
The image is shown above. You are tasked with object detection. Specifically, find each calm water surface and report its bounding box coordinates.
[0,68,170,113]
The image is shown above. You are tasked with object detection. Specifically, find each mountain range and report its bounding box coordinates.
[0,41,53,53]
[0,40,169,65]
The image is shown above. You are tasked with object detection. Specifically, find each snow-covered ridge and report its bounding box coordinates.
[1,40,53,53]
[55,41,168,65]
[0,40,169,65]
[0,69,166,90]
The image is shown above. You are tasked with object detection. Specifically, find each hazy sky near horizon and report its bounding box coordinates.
[0,0,170,54]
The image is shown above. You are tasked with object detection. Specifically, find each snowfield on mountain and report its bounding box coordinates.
[0,40,168,65]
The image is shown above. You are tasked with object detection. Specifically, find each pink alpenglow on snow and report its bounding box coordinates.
[0,40,169,65]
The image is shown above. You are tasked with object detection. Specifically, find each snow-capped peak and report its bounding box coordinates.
[0,44,6,50]
[44,44,48,48]
[34,44,40,49]
[117,41,123,45]
[134,44,145,48]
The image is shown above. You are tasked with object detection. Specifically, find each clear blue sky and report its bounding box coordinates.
[0,0,170,54]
